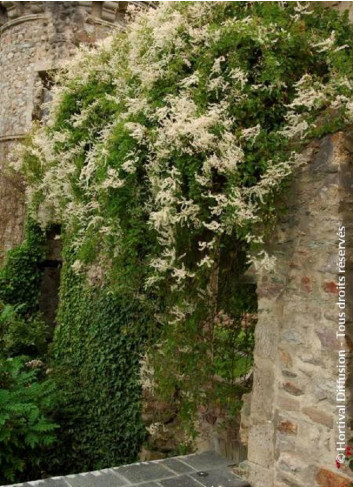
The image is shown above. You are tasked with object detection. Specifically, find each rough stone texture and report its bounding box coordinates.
[316,467,352,487]
[243,132,353,487]
[0,1,132,260]
[6,451,249,487]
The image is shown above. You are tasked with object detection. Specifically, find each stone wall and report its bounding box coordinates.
[0,1,132,260]
[242,133,353,486]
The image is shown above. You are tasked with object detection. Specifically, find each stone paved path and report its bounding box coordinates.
[8,451,249,487]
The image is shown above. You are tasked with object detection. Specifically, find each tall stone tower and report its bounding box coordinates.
[0,1,139,260]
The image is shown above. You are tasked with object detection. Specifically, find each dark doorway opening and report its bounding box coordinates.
[39,225,62,335]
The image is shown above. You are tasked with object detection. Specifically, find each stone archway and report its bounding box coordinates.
[241,132,353,487]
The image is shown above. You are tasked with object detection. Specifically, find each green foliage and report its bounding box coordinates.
[0,356,58,484]
[0,304,48,358]
[45,245,149,475]
[0,220,57,484]
[18,0,353,462]
[0,219,48,360]
[0,219,45,313]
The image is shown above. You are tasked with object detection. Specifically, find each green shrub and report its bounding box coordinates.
[0,356,58,484]
[0,219,45,313]
[0,304,48,358]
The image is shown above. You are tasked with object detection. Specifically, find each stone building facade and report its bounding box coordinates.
[0,1,135,260]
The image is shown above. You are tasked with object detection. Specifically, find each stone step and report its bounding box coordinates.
[6,451,250,487]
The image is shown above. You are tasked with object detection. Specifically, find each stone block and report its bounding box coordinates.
[250,361,274,420]
[65,469,127,486]
[313,377,336,403]
[240,392,252,445]
[275,462,317,487]
[281,369,297,378]
[323,280,339,293]
[159,475,202,487]
[173,451,230,472]
[277,419,297,435]
[301,276,312,292]
[316,467,353,487]
[280,329,303,346]
[191,469,250,487]
[248,424,275,468]
[282,382,304,396]
[254,319,279,361]
[302,407,333,429]
[114,463,174,484]
[316,327,339,350]
[160,458,194,475]
[247,462,274,487]
[278,395,300,412]
[277,451,311,476]
[278,349,293,368]
[29,477,70,487]
[276,432,296,453]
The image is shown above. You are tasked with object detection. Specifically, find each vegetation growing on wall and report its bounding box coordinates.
[0,221,58,484]
[45,243,148,474]
[7,0,353,479]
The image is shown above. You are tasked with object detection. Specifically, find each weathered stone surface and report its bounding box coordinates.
[10,452,250,487]
[313,377,336,403]
[244,131,353,487]
[277,420,297,435]
[248,358,275,425]
[279,349,293,368]
[316,468,353,487]
[277,452,310,475]
[254,318,279,361]
[277,395,300,412]
[280,329,303,346]
[281,370,297,378]
[247,424,274,469]
[246,462,274,488]
[0,2,127,260]
[316,327,338,349]
[301,276,312,293]
[282,382,304,397]
[302,407,333,429]
[240,393,252,445]
[323,280,339,293]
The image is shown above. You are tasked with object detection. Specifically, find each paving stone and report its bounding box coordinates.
[28,477,69,487]
[179,451,229,471]
[65,470,126,487]
[159,458,194,475]
[192,469,250,487]
[135,483,162,487]
[114,462,174,484]
[159,475,203,487]
[5,452,249,487]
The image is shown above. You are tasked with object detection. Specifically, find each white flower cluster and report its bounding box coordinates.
[20,1,353,318]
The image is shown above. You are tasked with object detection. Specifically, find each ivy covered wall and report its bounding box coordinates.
[48,243,148,474]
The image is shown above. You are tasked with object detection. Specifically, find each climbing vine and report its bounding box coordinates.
[16,0,353,454]
[44,241,148,474]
